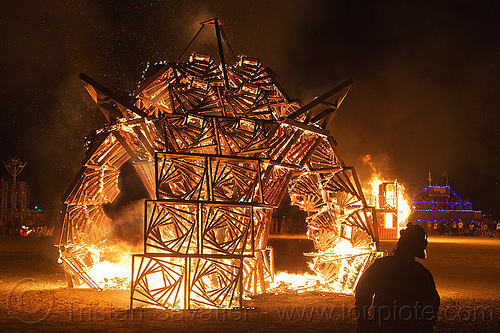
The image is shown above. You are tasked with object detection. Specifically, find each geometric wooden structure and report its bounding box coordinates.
[58,18,378,309]
[1,158,29,228]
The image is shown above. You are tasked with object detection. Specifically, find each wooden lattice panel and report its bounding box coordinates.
[131,254,243,309]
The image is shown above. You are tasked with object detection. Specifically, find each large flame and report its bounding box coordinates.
[395,183,411,228]
[363,154,411,229]
[84,244,133,290]
[62,242,139,291]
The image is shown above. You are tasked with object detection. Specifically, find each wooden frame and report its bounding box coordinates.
[58,19,378,309]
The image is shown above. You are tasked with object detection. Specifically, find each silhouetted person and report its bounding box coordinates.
[355,223,440,333]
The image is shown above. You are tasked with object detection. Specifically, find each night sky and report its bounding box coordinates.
[1,1,499,219]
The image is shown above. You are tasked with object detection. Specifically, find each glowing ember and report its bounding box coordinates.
[272,272,321,292]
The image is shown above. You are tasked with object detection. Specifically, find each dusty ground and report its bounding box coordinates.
[0,235,499,332]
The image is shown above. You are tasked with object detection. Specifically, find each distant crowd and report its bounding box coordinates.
[415,220,500,237]
[0,225,55,237]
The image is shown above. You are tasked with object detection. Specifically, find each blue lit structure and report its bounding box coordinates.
[408,174,481,229]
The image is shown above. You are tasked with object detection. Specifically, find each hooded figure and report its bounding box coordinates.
[355,223,440,333]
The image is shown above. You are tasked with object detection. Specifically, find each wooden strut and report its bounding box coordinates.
[286,78,353,120]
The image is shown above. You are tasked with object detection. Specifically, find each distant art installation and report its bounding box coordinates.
[58,19,379,309]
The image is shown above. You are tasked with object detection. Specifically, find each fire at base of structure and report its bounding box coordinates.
[58,18,379,309]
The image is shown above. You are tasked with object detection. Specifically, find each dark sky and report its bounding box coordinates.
[1,1,499,219]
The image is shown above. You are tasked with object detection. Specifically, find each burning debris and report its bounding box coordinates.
[362,154,411,238]
[58,18,379,309]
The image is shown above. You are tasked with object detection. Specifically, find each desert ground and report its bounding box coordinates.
[1,235,499,332]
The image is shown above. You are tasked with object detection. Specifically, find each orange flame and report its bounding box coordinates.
[363,154,411,229]
[80,242,138,290]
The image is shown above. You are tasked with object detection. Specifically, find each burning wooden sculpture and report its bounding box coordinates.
[58,19,379,309]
